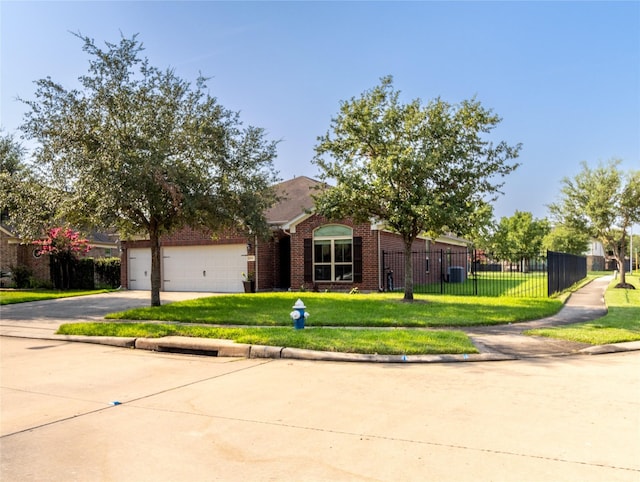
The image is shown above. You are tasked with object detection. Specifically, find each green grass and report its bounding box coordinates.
[56,322,478,355]
[56,290,564,355]
[0,289,115,305]
[416,271,548,298]
[526,275,640,345]
[105,291,563,327]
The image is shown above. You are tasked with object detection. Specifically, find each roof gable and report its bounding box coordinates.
[265,176,323,225]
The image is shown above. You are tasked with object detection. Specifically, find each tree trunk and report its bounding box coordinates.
[615,253,629,288]
[59,255,71,290]
[613,238,634,289]
[149,223,162,307]
[403,239,414,301]
[63,257,70,290]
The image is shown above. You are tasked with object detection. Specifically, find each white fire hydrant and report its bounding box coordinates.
[290,299,310,329]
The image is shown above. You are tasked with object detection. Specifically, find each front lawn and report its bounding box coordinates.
[57,291,562,355]
[105,292,563,327]
[0,289,115,305]
[56,322,478,355]
[526,275,640,344]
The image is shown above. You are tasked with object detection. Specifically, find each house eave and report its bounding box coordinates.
[281,211,315,234]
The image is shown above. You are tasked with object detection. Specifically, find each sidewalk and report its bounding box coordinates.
[1,277,639,363]
[464,275,614,358]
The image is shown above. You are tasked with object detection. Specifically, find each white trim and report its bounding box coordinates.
[280,211,315,234]
[0,225,16,237]
[312,225,354,283]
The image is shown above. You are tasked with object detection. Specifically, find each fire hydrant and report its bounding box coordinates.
[290,299,309,330]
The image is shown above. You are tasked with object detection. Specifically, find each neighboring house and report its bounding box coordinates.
[583,239,633,272]
[0,222,118,287]
[584,240,606,272]
[120,176,470,293]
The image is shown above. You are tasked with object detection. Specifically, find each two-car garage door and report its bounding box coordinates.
[128,245,247,292]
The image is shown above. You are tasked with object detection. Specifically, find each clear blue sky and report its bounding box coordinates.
[1,1,638,221]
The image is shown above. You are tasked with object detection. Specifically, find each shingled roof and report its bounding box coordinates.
[265,176,324,226]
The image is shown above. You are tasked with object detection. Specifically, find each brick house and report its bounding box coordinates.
[0,223,118,287]
[120,176,469,293]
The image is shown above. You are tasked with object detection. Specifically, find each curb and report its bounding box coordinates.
[135,336,251,358]
[578,340,640,355]
[130,337,640,362]
[3,333,639,363]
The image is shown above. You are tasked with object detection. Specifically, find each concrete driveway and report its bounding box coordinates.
[1,337,639,481]
[0,290,214,338]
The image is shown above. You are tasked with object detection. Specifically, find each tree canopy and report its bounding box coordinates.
[313,76,520,300]
[543,224,590,256]
[0,131,58,237]
[487,211,550,262]
[20,33,279,305]
[549,159,640,288]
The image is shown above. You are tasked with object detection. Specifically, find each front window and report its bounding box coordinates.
[313,225,353,282]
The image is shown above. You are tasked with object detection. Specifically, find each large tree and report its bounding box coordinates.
[20,33,279,305]
[543,224,590,256]
[488,211,550,266]
[313,76,521,300]
[0,131,58,237]
[549,159,640,288]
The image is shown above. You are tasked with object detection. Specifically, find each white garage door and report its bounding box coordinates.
[162,245,246,292]
[128,248,152,290]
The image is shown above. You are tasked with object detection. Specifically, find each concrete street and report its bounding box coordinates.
[1,336,639,481]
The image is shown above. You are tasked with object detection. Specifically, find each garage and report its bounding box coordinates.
[128,248,152,290]
[128,245,247,292]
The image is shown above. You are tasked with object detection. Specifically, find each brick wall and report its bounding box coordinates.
[117,222,468,293]
[290,215,381,292]
[16,244,50,285]
[0,230,17,274]
[256,235,275,291]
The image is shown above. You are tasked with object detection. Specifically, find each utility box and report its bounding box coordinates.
[448,266,466,283]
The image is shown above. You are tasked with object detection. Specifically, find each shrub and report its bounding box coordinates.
[74,258,95,289]
[11,265,32,288]
[50,257,95,290]
[95,257,121,288]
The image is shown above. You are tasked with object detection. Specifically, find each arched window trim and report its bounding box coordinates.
[313,224,353,239]
[312,224,354,282]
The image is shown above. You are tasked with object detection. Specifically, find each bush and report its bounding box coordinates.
[11,265,32,288]
[95,257,121,288]
[50,256,95,290]
[74,258,95,289]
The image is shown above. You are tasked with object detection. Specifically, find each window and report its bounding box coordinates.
[313,225,353,282]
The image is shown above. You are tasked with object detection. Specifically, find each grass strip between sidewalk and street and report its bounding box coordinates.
[526,275,640,345]
[56,323,478,355]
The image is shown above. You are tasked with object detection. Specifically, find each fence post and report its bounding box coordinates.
[440,249,444,294]
[381,250,386,292]
[472,249,478,296]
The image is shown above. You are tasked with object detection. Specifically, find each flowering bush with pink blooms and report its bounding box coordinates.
[34,227,91,257]
[34,227,92,289]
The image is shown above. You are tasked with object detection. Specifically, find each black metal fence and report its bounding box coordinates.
[547,250,587,296]
[381,249,586,298]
